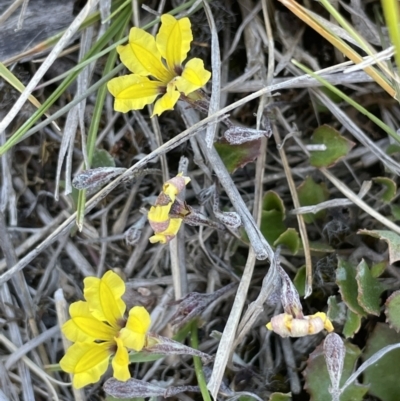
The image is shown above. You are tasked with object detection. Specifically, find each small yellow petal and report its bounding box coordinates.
[112,337,130,381]
[311,312,334,332]
[62,301,116,342]
[149,218,183,244]
[84,271,126,328]
[152,85,180,116]
[175,58,211,95]
[120,306,151,351]
[59,342,111,388]
[148,204,171,224]
[162,174,190,199]
[107,75,160,113]
[118,27,173,82]
[149,233,168,244]
[156,14,192,71]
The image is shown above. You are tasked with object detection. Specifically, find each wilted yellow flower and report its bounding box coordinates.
[148,173,190,244]
[59,271,151,388]
[107,14,211,116]
[266,312,334,338]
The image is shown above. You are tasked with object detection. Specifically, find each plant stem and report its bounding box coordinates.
[190,321,212,401]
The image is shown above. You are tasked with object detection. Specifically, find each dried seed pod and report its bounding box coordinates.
[72,167,126,190]
[224,125,272,145]
[324,332,345,400]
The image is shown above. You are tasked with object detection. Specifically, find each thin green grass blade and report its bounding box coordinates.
[319,0,393,87]
[76,7,132,230]
[293,59,400,144]
[381,0,400,100]
[191,321,212,401]
[2,0,126,66]
[34,0,204,89]
[0,8,128,156]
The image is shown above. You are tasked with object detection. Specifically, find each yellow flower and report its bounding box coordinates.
[59,271,151,389]
[147,173,190,244]
[107,14,211,116]
[266,312,334,338]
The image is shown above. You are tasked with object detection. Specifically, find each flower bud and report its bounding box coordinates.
[104,377,200,398]
[145,333,212,364]
[72,167,126,190]
[324,332,345,398]
[170,283,236,328]
[266,312,334,338]
[224,126,272,145]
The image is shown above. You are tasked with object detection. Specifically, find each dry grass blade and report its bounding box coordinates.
[0,0,99,135]
[3,1,400,399]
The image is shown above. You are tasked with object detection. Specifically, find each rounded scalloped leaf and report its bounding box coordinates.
[358,229,400,264]
[356,259,385,316]
[343,309,362,339]
[336,258,367,317]
[214,139,261,173]
[309,125,355,168]
[263,191,286,216]
[92,148,116,168]
[260,191,287,245]
[327,296,347,324]
[294,265,306,297]
[373,177,397,203]
[273,228,300,254]
[268,393,292,401]
[362,323,400,401]
[385,290,400,332]
[297,176,330,223]
[303,338,368,401]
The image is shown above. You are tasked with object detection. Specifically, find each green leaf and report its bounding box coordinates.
[390,204,400,221]
[304,339,368,401]
[269,393,292,401]
[297,176,329,223]
[91,149,116,168]
[343,309,362,338]
[386,144,400,156]
[307,241,335,253]
[274,228,300,254]
[373,177,397,203]
[336,258,367,317]
[385,291,400,332]
[327,296,347,324]
[309,125,355,168]
[371,261,387,278]
[358,229,400,264]
[363,323,400,401]
[294,265,306,297]
[260,191,287,245]
[356,260,385,316]
[263,191,285,215]
[260,210,286,245]
[214,139,261,174]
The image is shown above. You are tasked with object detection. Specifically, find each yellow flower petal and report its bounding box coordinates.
[152,84,180,116]
[118,27,173,82]
[149,233,168,244]
[175,58,211,95]
[59,342,111,389]
[107,75,160,113]
[149,218,183,244]
[311,312,334,332]
[148,204,171,224]
[83,271,126,329]
[120,306,151,351]
[112,337,130,381]
[62,301,116,342]
[156,14,192,71]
